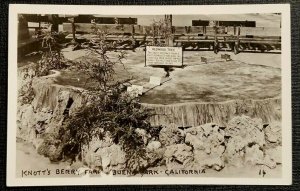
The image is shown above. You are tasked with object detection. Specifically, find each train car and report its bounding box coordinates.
[218,20,256,27]
[192,20,210,26]
[94,17,137,25]
[74,15,94,23]
[192,20,256,27]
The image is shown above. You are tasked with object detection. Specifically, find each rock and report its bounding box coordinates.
[264,122,281,144]
[84,149,102,168]
[135,128,151,145]
[164,144,193,169]
[88,131,114,152]
[145,140,165,167]
[226,115,265,146]
[37,138,63,162]
[184,123,225,170]
[17,103,56,149]
[47,145,63,162]
[193,150,225,171]
[146,141,161,151]
[37,108,53,124]
[203,157,225,171]
[263,155,276,169]
[185,123,225,151]
[127,156,149,173]
[159,123,184,146]
[224,136,246,167]
[83,131,124,171]
[18,64,37,95]
[224,115,265,167]
[244,144,264,165]
[94,144,127,173]
[17,104,36,142]
[146,147,165,165]
[265,146,282,164]
[201,123,214,136]
[18,104,34,127]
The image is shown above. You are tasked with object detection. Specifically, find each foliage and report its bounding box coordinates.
[18,22,69,105]
[60,24,162,173]
[150,18,172,46]
[34,29,70,76]
[77,38,129,92]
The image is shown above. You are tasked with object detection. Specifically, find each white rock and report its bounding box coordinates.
[263,155,276,169]
[159,124,184,146]
[164,144,193,169]
[265,146,282,164]
[147,141,161,151]
[244,144,264,165]
[264,122,281,144]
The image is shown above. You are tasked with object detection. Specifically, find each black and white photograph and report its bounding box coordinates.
[7,4,292,186]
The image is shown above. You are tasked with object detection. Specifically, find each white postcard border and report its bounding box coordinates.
[7,4,292,186]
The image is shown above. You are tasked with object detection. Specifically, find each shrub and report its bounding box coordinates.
[149,18,172,47]
[34,30,70,76]
[59,26,162,173]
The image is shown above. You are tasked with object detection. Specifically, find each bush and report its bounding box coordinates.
[33,30,70,76]
[149,18,172,47]
[58,26,163,173]
[60,86,162,173]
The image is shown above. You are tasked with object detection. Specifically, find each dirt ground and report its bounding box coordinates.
[55,50,281,104]
[16,141,74,178]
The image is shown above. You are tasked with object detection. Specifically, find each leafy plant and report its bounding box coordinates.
[59,24,162,173]
[150,17,172,46]
[34,30,70,76]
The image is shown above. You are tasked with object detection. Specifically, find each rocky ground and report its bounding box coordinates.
[16,115,282,178]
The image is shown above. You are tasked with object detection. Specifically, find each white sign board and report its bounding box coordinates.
[149,76,161,86]
[146,46,183,66]
[127,85,143,97]
[131,85,143,95]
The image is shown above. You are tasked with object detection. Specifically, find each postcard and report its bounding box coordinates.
[7,4,292,186]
